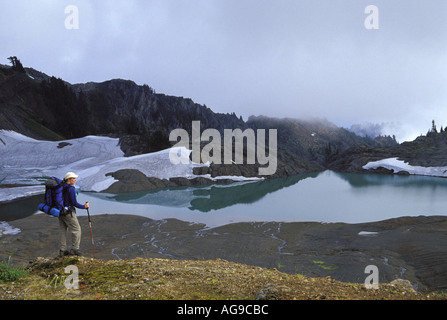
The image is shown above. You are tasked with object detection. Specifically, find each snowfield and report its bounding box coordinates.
[363,157,447,177]
[0,130,261,203]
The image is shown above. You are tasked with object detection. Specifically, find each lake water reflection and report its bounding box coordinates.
[76,170,447,227]
[2,170,447,227]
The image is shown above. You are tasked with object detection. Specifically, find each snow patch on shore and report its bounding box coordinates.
[0,221,21,238]
[363,157,447,178]
[0,186,44,203]
[358,231,379,236]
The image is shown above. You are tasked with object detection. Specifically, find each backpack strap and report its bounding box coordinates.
[62,184,77,217]
[62,184,78,203]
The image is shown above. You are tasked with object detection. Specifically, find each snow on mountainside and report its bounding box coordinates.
[363,157,447,177]
[1,130,259,202]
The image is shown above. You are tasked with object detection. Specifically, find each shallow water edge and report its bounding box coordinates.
[1,213,446,293]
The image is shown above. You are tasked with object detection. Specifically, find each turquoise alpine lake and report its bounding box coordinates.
[2,170,447,227]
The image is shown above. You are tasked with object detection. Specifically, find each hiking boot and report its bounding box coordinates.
[59,250,70,257]
[69,249,82,256]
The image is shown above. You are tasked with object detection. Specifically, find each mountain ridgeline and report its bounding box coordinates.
[0,64,405,179]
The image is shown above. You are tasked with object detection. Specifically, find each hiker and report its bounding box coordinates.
[59,172,90,257]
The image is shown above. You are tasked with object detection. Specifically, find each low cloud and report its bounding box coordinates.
[1,1,446,142]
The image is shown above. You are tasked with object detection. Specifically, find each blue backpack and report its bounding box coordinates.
[38,177,67,217]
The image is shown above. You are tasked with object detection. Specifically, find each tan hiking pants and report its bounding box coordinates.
[58,210,81,251]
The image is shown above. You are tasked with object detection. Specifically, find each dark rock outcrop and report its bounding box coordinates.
[103,169,239,193]
[327,130,447,174]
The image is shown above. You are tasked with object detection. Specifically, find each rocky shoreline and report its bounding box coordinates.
[1,213,447,294]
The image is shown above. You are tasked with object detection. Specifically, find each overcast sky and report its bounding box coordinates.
[1,0,446,141]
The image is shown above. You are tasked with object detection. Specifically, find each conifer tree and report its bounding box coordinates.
[7,56,25,73]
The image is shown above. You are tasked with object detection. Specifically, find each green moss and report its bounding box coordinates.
[83,264,133,289]
[0,260,29,283]
[312,260,339,270]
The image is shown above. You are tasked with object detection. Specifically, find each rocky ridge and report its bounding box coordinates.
[0,64,401,193]
[328,129,447,174]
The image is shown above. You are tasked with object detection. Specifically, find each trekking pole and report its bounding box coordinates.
[86,203,96,258]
